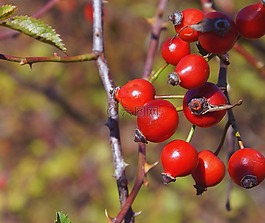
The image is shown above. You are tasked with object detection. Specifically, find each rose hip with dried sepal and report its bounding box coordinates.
[228,148,265,189]
[182,82,228,127]
[192,150,226,195]
[161,139,199,184]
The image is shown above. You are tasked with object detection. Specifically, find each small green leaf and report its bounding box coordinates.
[1,15,67,52]
[55,211,72,223]
[0,5,17,21]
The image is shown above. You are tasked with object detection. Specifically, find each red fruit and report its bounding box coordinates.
[161,140,198,184]
[169,54,210,89]
[161,37,190,65]
[236,1,265,39]
[192,150,225,195]
[115,79,155,115]
[169,8,205,42]
[197,11,238,54]
[136,99,179,143]
[84,2,94,22]
[228,148,265,189]
[183,82,227,127]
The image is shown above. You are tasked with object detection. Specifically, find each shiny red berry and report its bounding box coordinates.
[169,54,210,89]
[197,11,238,54]
[183,82,227,127]
[169,8,205,42]
[228,148,265,189]
[136,99,179,143]
[236,1,265,39]
[192,150,225,195]
[161,140,198,184]
[115,79,155,115]
[161,37,190,65]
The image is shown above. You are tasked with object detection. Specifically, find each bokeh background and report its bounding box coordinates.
[0,0,264,222]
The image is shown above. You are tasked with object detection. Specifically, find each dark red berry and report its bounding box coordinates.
[169,8,205,42]
[228,148,265,189]
[136,99,179,143]
[171,54,210,89]
[161,37,190,65]
[183,82,227,127]
[161,140,198,184]
[197,11,238,54]
[192,150,225,195]
[115,79,155,115]
[236,1,265,39]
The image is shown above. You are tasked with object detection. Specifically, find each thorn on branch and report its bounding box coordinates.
[105,209,115,223]
[144,161,159,174]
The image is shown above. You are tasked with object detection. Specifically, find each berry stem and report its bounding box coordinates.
[176,106,183,112]
[155,94,184,99]
[186,124,196,143]
[214,120,231,156]
[217,55,245,150]
[149,62,169,82]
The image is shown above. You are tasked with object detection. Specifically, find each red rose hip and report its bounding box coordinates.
[183,82,228,127]
[115,79,155,115]
[192,150,226,195]
[136,99,179,143]
[161,140,198,184]
[236,1,265,39]
[228,148,265,189]
[161,37,190,65]
[170,54,210,89]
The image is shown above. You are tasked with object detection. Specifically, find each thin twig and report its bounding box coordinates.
[214,120,231,156]
[217,57,245,149]
[92,0,134,222]
[142,0,168,79]
[0,53,98,65]
[114,0,169,222]
[115,143,147,223]
[225,125,235,211]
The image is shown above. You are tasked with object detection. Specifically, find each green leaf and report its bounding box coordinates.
[55,211,72,223]
[1,15,67,52]
[0,5,17,21]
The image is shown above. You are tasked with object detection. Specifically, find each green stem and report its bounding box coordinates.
[214,120,231,156]
[176,106,183,112]
[0,52,98,65]
[149,62,169,82]
[155,94,184,99]
[186,124,196,143]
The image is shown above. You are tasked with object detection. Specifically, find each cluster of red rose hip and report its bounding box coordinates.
[115,0,265,195]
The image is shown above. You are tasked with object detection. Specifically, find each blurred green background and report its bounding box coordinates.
[0,0,264,222]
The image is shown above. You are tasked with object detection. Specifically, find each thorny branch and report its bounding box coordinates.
[0,53,98,65]
[142,0,168,79]
[114,0,168,222]
[92,0,134,222]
